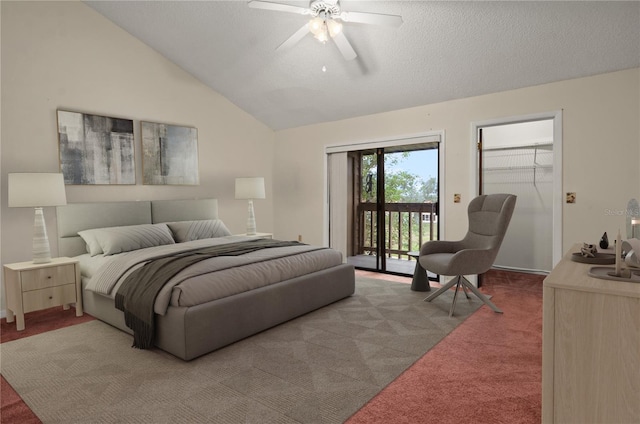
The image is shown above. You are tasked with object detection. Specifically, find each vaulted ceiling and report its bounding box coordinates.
[86,1,640,130]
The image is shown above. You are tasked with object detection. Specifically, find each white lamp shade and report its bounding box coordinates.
[8,173,67,207]
[235,177,265,200]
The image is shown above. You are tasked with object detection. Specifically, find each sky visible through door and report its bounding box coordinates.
[389,150,438,182]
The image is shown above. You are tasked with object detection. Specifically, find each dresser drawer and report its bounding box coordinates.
[20,264,76,291]
[22,284,77,313]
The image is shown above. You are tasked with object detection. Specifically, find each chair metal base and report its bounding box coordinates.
[423,275,503,317]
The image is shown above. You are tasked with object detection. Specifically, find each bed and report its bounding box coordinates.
[56,199,355,360]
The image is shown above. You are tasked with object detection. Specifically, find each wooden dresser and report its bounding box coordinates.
[542,245,640,423]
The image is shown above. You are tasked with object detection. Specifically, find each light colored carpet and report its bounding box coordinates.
[0,277,482,423]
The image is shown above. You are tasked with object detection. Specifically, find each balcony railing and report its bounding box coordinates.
[356,202,438,260]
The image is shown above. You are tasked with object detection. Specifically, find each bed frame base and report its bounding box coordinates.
[83,263,355,360]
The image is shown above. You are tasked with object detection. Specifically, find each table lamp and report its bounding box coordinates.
[235,177,265,235]
[8,173,67,263]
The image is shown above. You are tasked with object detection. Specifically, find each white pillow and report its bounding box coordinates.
[79,223,175,256]
[79,230,103,256]
[166,219,231,243]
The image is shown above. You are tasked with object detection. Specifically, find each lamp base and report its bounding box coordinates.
[246,199,257,235]
[32,207,52,264]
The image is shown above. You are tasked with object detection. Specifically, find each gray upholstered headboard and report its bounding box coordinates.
[56,199,219,257]
[151,198,218,223]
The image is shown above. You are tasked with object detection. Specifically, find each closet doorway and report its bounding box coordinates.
[475,113,562,273]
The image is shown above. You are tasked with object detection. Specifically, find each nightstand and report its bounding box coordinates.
[3,257,83,331]
[235,232,273,239]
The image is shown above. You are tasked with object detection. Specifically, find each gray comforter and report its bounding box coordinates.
[85,236,343,315]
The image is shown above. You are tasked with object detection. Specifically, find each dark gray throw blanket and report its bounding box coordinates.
[115,239,303,349]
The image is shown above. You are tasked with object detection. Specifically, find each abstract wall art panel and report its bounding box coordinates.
[141,121,199,185]
[57,110,135,185]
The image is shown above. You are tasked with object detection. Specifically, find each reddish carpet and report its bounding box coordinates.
[1,271,542,423]
[346,269,543,424]
[1,376,40,424]
[0,306,94,344]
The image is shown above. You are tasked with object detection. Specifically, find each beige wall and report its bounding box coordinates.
[273,68,640,255]
[1,2,275,275]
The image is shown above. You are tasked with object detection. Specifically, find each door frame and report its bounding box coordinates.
[471,110,563,268]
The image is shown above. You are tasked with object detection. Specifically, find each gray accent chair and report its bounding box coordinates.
[419,193,517,317]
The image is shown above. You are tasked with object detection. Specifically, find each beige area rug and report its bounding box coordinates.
[1,277,482,423]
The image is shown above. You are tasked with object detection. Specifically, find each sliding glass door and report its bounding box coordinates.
[349,144,439,275]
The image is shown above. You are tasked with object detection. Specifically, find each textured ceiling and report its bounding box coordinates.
[85,1,640,130]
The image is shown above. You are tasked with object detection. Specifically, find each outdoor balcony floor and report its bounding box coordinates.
[347,254,437,278]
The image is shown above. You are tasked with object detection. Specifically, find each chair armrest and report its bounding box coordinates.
[448,248,496,275]
[419,240,461,256]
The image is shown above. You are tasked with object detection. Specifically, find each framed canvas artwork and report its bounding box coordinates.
[57,110,135,185]
[141,121,199,185]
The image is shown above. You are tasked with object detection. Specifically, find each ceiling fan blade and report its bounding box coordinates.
[332,31,357,61]
[248,0,309,15]
[340,11,403,27]
[276,23,310,51]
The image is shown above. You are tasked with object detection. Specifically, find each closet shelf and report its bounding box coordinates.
[484,164,552,172]
[482,142,553,152]
[483,142,553,187]
[483,164,552,186]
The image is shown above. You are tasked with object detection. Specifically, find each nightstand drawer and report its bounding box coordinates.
[22,284,77,313]
[20,264,76,291]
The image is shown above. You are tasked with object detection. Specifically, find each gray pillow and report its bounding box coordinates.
[166,219,231,242]
[79,223,175,256]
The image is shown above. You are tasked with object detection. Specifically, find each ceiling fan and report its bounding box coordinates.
[248,0,403,61]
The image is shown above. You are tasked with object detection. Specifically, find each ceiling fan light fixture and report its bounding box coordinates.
[309,15,330,43]
[309,16,324,35]
[314,28,329,43]
[309,16,340,44]
[326,19,342,37]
